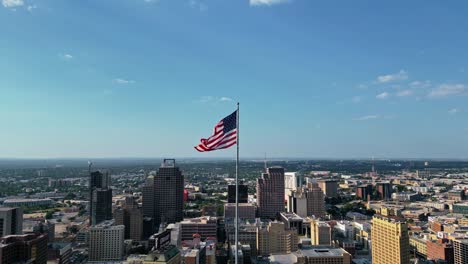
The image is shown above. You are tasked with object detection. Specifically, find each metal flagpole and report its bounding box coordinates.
[235,102,239,264]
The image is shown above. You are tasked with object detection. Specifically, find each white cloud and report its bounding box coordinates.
[353,115,379,121]
[2,0,23,8]
[396,90,413,97]
[376,92,390,99]
[199,96,234,103]
[448,108,460,115]
[27,5,36,12]
[113,78,135,84]
[59,53,73,60]
[428,84,466,98]
[377,70,408,83]
[409,80,431,88]
[189,0,207,11]
[219,97,233,102]
[250,0,291,6]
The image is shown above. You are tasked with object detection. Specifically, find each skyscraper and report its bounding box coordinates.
[0,233,48,264]
[454,239,468,264]
[88,220,125,262]
[228,183,248,203]
[0,207,23,237]
[114,196,143,241]
[310,219,331,245]
[257,167,285,219]
[89,170,112,226]
[376,182,393,200]
[256,222,298,255]
[305,183,326,218]
[317,180,338,198]
[371,207,409,264]
[142,159,184,228]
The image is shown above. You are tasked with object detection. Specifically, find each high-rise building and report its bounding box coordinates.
[317,180,338,198]
[0,233,48,264]
[88,220,125,262]
[454,239,468,264]
[0,207,23,237]
[224,203,256,219]
[257,167,285,219]
[284,172,302,191]
[114,196,143,241]
[228,183,248,203]
[376,182,393,200]
[427,238,454,264]
[356,184,373,200]
[310,219,331,246]
[305,183,326,218]
[142,159,184,229]
[256,222,298,256]
[287,189,308,217]
[89,170,112,226]
[371,207,409,264]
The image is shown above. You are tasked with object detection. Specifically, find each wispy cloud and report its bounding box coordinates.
[396,90,413,97]
[59,53,73,60]
[113,78,135,85]
[376,92,390,99]
[409,80,432,89]
[199,96,234,104]
[250,0,292,6]
[2,0,23,8]
[377,70,408,83]
[27,5,36,12]
[428,84,466,98]
[448,108,460,115]
[189,0,207,11]
[353,115,379,121]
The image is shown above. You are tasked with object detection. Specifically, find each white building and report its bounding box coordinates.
[88,220,125,262]
[335,221,355,240]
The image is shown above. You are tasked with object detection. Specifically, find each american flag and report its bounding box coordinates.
[194,110,237,152]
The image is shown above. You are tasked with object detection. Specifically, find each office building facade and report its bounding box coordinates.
[257,167,285,219]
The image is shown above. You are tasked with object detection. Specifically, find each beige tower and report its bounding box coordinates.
[371,207,409,264]
[256,222,298,255]
[310,219,331,245]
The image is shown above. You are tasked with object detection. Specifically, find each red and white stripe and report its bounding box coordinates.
[194,121,237,152]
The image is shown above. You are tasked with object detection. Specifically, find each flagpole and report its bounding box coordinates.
[235,102,239,264]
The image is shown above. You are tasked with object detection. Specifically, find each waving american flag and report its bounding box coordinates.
[194,110,238,152]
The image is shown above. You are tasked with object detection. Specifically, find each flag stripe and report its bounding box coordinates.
[195,110,237,152]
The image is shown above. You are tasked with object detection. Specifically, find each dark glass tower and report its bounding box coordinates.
[89,171,112,225]
[228,183,248,203]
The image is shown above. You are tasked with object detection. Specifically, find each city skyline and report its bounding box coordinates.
[1,0,468,159]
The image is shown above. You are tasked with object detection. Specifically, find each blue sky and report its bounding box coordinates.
[1,0,467,159]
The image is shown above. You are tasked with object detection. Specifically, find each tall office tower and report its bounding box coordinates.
[257,167,285,219]
[284,172,302,191]
[454,239,468,264]
[356,184,373,200]
[310,219,331,245]
[427,238,454,264]
[305,183,326,218]
[89,170,112,225]
[376,182,393,200]
[317,179,338,198]
[371,207,409,264]
[256,222,298,255]
[88,220,125,262]
[0,233,48,264]
[114,196,143,241]
[142,159,184,229]
[287,189,308,217]
[0,207,23,237]
[228,183,248,203]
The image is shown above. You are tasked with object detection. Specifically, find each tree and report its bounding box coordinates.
[45,211,53,219]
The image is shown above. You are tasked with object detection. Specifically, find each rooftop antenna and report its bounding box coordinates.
[371,156,375,173]
[264,152,267,173]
